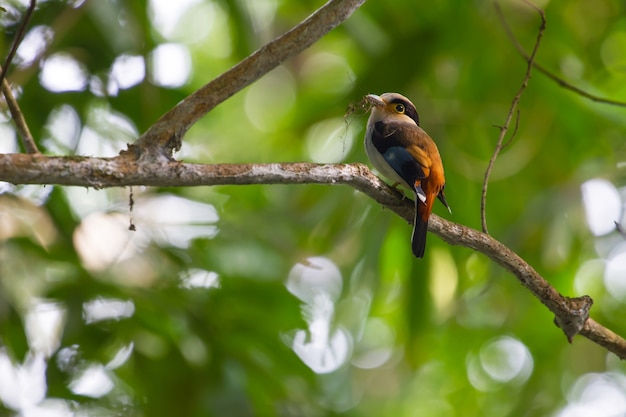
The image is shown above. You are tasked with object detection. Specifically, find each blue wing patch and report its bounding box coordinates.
[382,145,426,186]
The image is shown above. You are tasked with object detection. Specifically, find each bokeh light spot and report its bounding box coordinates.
[244,66,296,132]
[556,373,626,417]
[286,257,351,374]
[15,25,54,67]
[82,298,135,324]
[305,117,355,163]
[581,179,622,236]
[604,245,626,301]
[467,336,533,391]
[149,43,191,88]
[108,54,145,94]
[40,53,88,92]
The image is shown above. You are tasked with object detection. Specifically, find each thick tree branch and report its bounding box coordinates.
[131,0,366,161]
[1,154,625,359]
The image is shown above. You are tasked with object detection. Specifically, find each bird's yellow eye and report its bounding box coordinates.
[394,103,405,113]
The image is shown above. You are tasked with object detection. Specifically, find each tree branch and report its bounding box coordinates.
[1,0,622,361]
[481,1,545,234]
[498,3,626,108]
[130,0,367,161]
[0,0,36,89]
[0,0,39,154]
[2,78,38,153]
[1,154,625,359]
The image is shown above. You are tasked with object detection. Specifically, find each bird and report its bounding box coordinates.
[364,92,449,258]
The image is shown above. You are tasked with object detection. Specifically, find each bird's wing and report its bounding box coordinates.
[370,122,432,187]
[437,188,451,213]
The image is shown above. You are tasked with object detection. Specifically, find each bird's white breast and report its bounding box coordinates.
[364,122,411,188]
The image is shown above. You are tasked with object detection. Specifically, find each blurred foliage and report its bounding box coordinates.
[1,0,626,416]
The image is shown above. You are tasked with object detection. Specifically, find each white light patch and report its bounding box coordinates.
[0,192,56,243]
[149,43,191,88]
[40,53,88,92]
[42,104,81,153]
[73,212,143,270]
[150,0,221,45]
[479,336,533,384]
[89,75,106,97]
[76,126,116,157]
[69,365,114,398]
[0,182,12,195]
[604,245,626,301]
[63,188,114,220]
[286,257,342,305]
[133,195,220,248]
[108,54,145,94]
[13,185,54,207]
[15,25,54,67]
[467,336,533,391]
[556,373,626,417]
[82,298,135,324]
[56,345,80,373]
[106,343,134,370]
[0,351,47,412]
[72,194,219,270]
[25,300,66,358]
[285,257,351,374]
[290,298,351,374]
[181,269,220,289]
[0,123,17,153]
[581,179,622,236]
[148,0,202,38]
[77,103,138,157]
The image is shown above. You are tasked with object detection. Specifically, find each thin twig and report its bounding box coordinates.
[128,186,136,231]
[0,0,38,153]
[499,4,626,108]
[481,1,545,234]
[130,0,367,161]
[2,77,38,153]
[1,154,625,358]
[0,0,36,88]
[501,108,521,149]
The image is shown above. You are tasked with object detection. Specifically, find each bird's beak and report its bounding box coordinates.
[365,94,384,107]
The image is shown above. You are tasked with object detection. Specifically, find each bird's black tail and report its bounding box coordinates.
[411,201,428,258]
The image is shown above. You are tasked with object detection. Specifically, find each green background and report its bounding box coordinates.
[1,0,625,416]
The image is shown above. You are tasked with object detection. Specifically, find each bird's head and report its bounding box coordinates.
[365,92,420,127]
